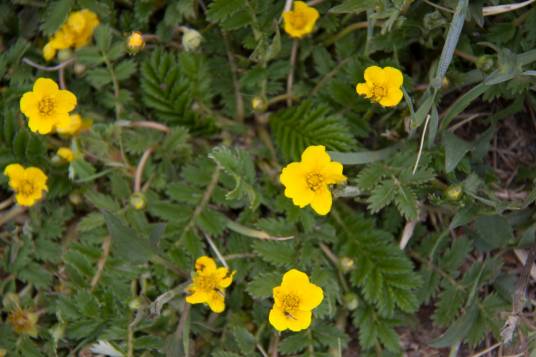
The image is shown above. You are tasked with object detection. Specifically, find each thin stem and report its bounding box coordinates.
[116,120,171,133]
[270,332,279,357]
[423,0,454,12]
[0,205,27,227]
[58,67,66,89]
[257,343,269,357]
[286,40,299,107]
[90,235,112,291]
[222,32,245,121]
[470,342,502,357]
[134,147,154,193]
[103,55,121,119]
[412,114,430,175]
[454,49,478,63]
[227,220,294,241]
[203,232,228,269]
[175,303,191,356]
[22,57,75,72]
[323,21,373,46]
[0,196,14,211]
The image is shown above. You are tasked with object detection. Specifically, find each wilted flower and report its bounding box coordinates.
[182,27,202,51]
[186,256,235,313]
[8,307,39,337]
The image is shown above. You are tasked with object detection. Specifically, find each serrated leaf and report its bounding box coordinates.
[206,0,246,23]
[40,0,73,36]
[395,185,418,220]
[232,326,255,355]
[114,60,137,81]
[279,332,310,354]
[246,272,281,299]
[367,179,397,213]
[252,240,295,267]
[270,101,356,161]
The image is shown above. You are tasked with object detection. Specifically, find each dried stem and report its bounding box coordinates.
[0,205,27,227]
[22,57,74,72]
[90,235,112,291]
[0,196,14,211]
[116,120,171,133]
[203,232,228,269]
[227,220,294,241]
[412,114,431,175]
[286,40,299,107]
[134,147,154,193]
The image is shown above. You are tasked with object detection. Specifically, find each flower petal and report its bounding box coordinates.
[364,66,385,85]
[286,309,312,332]
[55,89,77,113]
[269,307,289,331]
[384,66,404,88]
[320,161,346,185]
[195,256,217,273]
[186,290,208,304]
[356,83,372,97]
[4,164,25,180]
[281,269,310,288]
[28,117,55,134]
[379,88,403,107]
[20,92,40,118]
[299,283,324,310]
[310,188,332,215]
[301,145,331,167]
[33,78,59,94]
[207,292,225,313]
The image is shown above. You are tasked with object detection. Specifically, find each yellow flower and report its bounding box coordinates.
[185,256,235,313]
[57,147,74,162]
[356,66,404,107]
[8,307,39,337]
[43,9,99,61]
[283,1,319,38]
[20,78,77,134]
[269,269,323,332]
[4,164,48,207]
[56,113,92,136]
[127,31,145,51]
[280,145,346,215]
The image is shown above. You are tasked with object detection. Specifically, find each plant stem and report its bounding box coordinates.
[134,147,154,192]
[222,32,245,121]
[286,40,299,107]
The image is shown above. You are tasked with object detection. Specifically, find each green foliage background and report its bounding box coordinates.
[1,0,536,355]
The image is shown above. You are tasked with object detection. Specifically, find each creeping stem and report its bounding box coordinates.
[286,40,299,106]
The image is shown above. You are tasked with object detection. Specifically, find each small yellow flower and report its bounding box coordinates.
[186,256,235,313]
[43,9,99,61]
[127,31,145,52]
[280,145,346,215]
[283,1,320,39]
[57,147,74,162]
[356,66,404,107]
[269,269,323,332]
[20,78,77,134]
[4,164,48,207]
[8,307,39,337]
[56,113,92,136]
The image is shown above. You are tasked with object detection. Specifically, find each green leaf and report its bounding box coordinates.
[279,332,310,354]
[395,185,418,220]
[95,24,112,53]
[246,272,281,299]
[329,143,399,166]
[114,59,137,81]
[252,240,295,267]
[40,0,73,36]
[270,101,356,162]
[429,302,479,348]
[441,82,489,129]
[206,0,246,23]
[102,210,157,264]
[367,179,397,213]
[232,326,256,355]
[474,215,513,250]
[330,0,376,14]
[443,131,472,173]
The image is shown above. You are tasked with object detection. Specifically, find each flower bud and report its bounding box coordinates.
[343,292,359,311]
[251,96,268,113]
[445,184,463,201]
[339,256,355,273]
[127,31,145,53]
[57,49,73,62]
[74,63,86,75]
[69,191,83,205]
[182,28,202,52]
[129,297,143,310]
[476,55,494,72]
[130,192,146,210]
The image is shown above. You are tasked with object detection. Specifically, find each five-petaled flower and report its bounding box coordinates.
[57,147,74,162]
[20,78,77,134]
[43,9,100,61]
[186,256,235,313]
[280,145,346,215]
[283,1,319,39]
[269,269,323,332]
[8,307,39,337]
[356,66,404,107]
[4,164,48,207]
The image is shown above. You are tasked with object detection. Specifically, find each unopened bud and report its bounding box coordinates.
[445,184,463,201]
[476,55,494,72]
[69,191,82,205]
[74,63,86,75]
[251,96,268,112]
[343,292,359,310]
[442,77,449,88]
[182,28,202,52]
[57,49,73,62]
[340,257,355,273]
[127,31,145,53]
[130,192,146,210]
[129,297,142,310]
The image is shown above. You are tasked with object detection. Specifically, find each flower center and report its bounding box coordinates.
[289,12,307,30]
[372,84,387,100]
[18,180,35,196]
[306,172,324,192]
[281,293,300,317]
[195,274,219,292]
[38,96,55,116]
